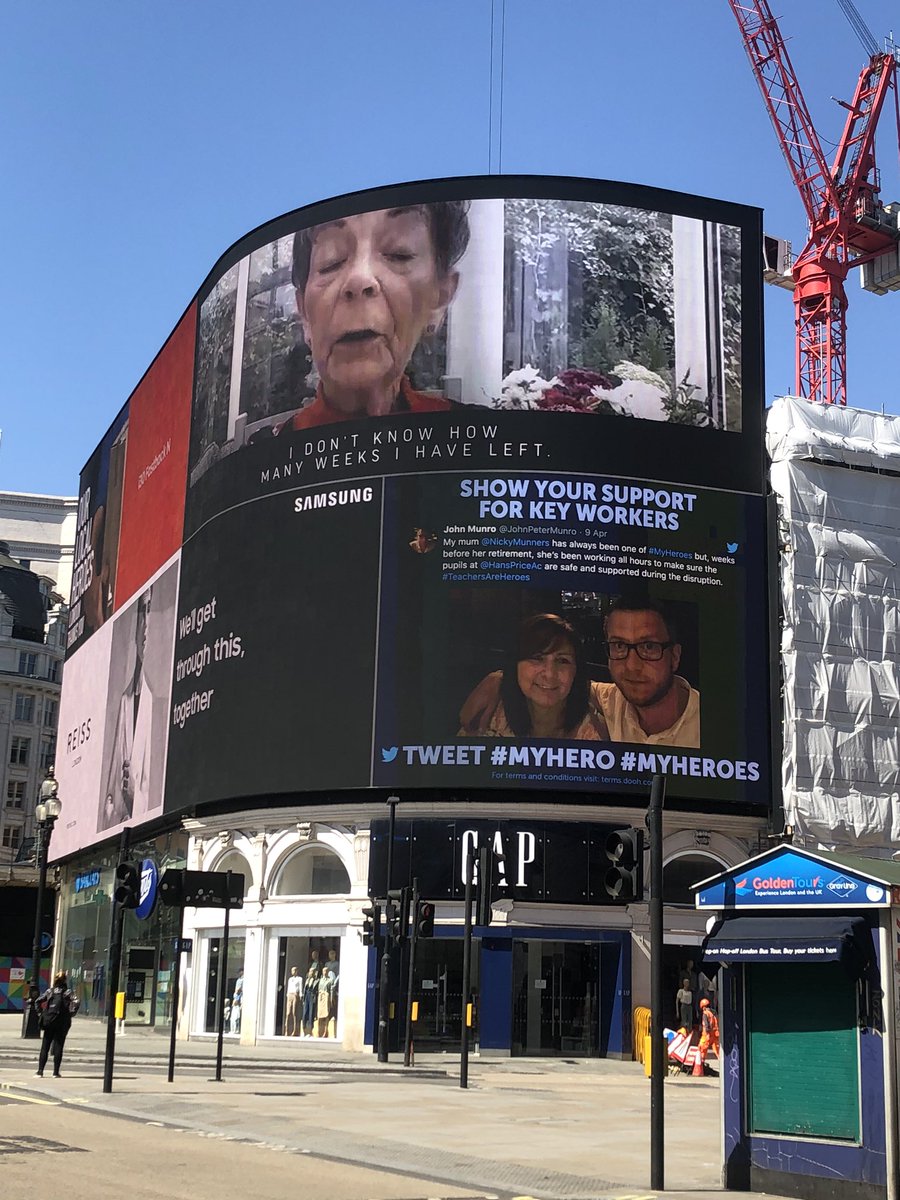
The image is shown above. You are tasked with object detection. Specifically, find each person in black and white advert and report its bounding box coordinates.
[98,563,178,832]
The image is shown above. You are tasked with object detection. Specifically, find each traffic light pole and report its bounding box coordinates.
[403,878,419,1067]
[103,830,130,1094]
[459,848,474,1089]
[214,872,231,1082]
[648,774,666,1190]
[167,902,185,1083]
[377,797,397,1063]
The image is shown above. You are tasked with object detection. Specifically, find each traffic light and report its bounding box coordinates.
[416,899,435,938]
[475,845,493,927]
[361,900,381,946]
[386,887,410,943]
[115,861,141,908]
[602,828,644,902]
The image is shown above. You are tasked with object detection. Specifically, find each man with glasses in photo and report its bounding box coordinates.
[595,596,700,747]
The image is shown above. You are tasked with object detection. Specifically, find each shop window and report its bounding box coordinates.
[274,935,341,1038]
[213,849,251,896]
[663,853,725,905]
[204,935,246,1034]
[271,846,351,897]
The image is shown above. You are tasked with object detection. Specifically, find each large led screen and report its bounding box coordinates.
[57,176,769,859]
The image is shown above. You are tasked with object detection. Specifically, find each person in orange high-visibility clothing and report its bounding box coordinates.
[698,997,720,1071]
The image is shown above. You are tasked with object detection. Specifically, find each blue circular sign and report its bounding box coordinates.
[135,859,159,920]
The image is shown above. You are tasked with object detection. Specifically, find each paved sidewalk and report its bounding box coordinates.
[0,1014,762,1200]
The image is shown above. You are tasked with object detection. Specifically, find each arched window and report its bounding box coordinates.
[213,849,252,897]
[272,846,351,897]
[663,853,724,906]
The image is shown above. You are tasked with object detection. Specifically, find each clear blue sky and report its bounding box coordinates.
[2,0,898,495]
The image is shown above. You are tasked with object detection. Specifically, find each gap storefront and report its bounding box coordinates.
[366,816,635,1057]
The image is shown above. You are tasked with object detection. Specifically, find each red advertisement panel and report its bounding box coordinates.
[114,304,196,609]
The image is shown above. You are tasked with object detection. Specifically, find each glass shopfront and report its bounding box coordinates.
[55,829,187,1025]
[410,938,480,1050]
[273,934,341,1038]
[203,934,246,1034]
[511,939,600,1056]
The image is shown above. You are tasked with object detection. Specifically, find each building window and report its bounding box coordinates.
[18,652,38,676]
[47,659,61,683]
[14,694,35,723]
[2,826,22,849]
[6,781,25,808]
[271,846,351,896]
[9,737,30,766]
[43,699,58,727]
[40,738,56,771]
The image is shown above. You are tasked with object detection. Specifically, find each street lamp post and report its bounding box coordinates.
[21,767,62,1039]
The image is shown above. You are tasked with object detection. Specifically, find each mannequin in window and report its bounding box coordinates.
[316,963,337,1038]
[302,959,320,1037]
[230,971,243,1035]
[285,965,303,1037]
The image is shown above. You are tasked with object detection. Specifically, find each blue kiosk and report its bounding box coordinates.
[694,845,900,1200]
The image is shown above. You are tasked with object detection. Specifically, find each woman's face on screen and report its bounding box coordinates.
[298,208,456,415]
[516,639,577,714]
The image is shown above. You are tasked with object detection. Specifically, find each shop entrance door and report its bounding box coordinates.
[410,939,477,1050]
[511,940,600,1056]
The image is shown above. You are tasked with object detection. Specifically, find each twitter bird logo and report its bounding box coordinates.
[726,542,739,554]
[381,746,399,763]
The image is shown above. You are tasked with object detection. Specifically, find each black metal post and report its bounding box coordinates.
[377,797,398,1063]
[648,773,666,1190]
[103,829,130,1094]
[403,878,419,1067]
[167,903,185,1083]
[214,872,231,1082]
[22,818,51,1039]
[460,848,474,1089]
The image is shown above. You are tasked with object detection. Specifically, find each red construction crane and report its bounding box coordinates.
[729,1,900,405]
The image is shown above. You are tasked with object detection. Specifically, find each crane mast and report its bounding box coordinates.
[729,1,899,405]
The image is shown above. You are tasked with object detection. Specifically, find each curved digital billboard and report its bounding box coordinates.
[55,175,769,860]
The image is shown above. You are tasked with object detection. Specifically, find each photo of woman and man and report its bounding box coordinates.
[458,594,701,749]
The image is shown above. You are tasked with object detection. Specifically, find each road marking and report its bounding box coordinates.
[0,1092,59,1107]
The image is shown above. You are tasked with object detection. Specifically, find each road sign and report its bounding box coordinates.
[159,869,244,909]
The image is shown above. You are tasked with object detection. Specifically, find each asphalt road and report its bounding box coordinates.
[0,1092,487,1200]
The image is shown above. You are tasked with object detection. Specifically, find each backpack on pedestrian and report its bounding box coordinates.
[39,987,78,1029]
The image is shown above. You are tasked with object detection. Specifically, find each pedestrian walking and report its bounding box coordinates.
[36,970,79,1078]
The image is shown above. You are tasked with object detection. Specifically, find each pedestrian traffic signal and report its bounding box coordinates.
[416,900,435,938]
[114,861,141,908]
[602,828,644,902]
[362,900,381,946]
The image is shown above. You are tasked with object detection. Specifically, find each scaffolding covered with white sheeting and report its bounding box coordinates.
[767,396,900,851]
